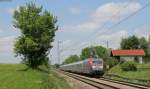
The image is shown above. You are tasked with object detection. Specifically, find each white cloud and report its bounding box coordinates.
[61,2,142,33]
[0,6,19,15]
[0,8,14,14]
[61,21,100,32]
[54,2,143,63]
[134,28,150,38]
[0,35,20,63]
[61,40,71,45]
[95,30,128,48]
[92,2,142,22]
[0,36,16,53]
[7,8,15,14]
[69,7,81,15]
[0,29,3,34]
[61,30,128,59]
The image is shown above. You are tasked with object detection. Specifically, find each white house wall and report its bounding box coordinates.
[119,56,143,64]
[120,56,135,61]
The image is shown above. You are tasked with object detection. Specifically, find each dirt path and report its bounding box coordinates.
[55,71,98,89]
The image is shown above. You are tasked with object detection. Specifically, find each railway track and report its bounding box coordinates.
[59,70,150,89]
[100,77,150,89]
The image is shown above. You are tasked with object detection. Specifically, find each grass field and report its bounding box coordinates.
[137,62,150,68]
[0,64,71,89]
[108,64,150,80]
[107,63,150,85]
[108,63,150,80]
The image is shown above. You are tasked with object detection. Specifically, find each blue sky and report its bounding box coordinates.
[0,0,150,64]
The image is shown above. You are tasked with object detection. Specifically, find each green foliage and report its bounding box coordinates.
[80,46,108,60]
[63,55,80,64]
[106,58,119,69]
[139,37,150,62]
[94,46,108,60]
[53,64,60,68]
[137,62,150,68]
[79,46,115,71]
[121,35,140,49]
[121,62,137,71]
[63,46,109,64]
[48,71,71,89]
[108,63,150,81]
[80,47,91,59]
[13,3,57,68]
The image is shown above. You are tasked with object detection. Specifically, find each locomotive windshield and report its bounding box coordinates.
[93,60,101,64]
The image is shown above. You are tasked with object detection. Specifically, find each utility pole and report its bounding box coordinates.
[106,41,109,49]
[57,41,61,64]
[106,40,111,57]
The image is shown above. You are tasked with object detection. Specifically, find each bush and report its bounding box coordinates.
[121,61,137,71]
[106,57,119,69]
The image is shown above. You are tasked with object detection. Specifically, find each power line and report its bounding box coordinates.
[107,1,150,30]
[61,1,150,59]
[87,0,150,45]
[62,0,140,51]
[72,1,150,51]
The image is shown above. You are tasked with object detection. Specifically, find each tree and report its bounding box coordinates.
[80,47,92,59]
[121,35,140,49]
[63,55,80,64]
[80,46,110,70]
[139,37,150,62]
[93,46,108,61]
[80,46,108,60]
[13,3,57,68]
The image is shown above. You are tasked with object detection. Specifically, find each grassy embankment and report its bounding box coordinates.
[0,64,71,89]
[106,63,150,85]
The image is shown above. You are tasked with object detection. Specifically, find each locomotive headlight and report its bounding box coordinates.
[92,66,103,69]
[99,66,103,69]
[92,66,96,69]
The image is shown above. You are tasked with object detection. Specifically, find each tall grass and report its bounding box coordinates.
[108,63,150,80]
[0,64,71,89]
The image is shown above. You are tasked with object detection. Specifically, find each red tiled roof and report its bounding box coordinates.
[111,49,145,56]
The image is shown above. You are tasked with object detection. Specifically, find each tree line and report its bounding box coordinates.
[63,35,150,65]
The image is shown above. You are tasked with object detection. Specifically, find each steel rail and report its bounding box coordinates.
[59,70,150,89]
[59,70,118,89]
[100,77,150,89]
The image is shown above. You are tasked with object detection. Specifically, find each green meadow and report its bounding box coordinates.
[0,64,71,89]
[107,63,150,85]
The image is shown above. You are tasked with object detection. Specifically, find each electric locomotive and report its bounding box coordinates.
[59,57,104,75]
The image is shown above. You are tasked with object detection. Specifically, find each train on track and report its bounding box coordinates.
[59,57,104,75]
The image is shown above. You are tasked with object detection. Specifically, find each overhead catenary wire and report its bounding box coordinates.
[62,1,150,53]
[83,0,150,46]
[61,0,134,52]
[61,18,150,61]
[61,1,142,53]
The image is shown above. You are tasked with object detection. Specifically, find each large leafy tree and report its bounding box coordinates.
[63,55,80,64]
[80,46,109,70]
[80,46,108,60]
[80,47,92,59]
[13,3,57,68]
[121,35,140,49]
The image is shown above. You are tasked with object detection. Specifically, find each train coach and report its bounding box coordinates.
[59,57,104,75]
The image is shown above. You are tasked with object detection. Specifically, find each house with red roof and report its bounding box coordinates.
[111,49,145,64]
